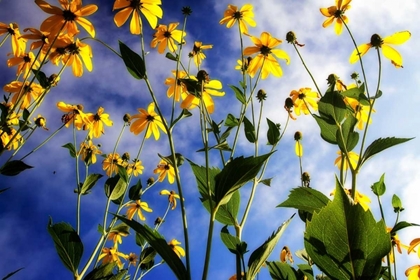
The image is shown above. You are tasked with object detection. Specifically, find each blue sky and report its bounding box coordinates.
[1,0,420,279]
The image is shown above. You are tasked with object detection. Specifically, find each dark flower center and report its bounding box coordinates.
[94,113,101,121]
[164,31,171,38]
[334,9,344,18]
[192,44,201,54]
[146,115,155,122]
[130,0,142,9]
[62,10,76,22]
[23,54,31,63]
[298,93,306,99]
[233,11,243,20]
[67,43,80,54]
[7,27,15,35]
[370,34,383,48]
[260,45,271,56]
[57,47,67,55]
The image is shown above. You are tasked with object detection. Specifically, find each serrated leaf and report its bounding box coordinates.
[266,261,298,280]
[80,173,103,195]
[229,85,246,105]
[215,153,273,207]
[267,118,280,145]
[0,160,33,176]
[371,173,386,196]
[225,113,239,127]
[246,215,294,280]
[304,181,390,280]
[187,159,220,200]
[314,115,337,144]
[318,91,347,123]
[220,226,247,255]
[119,41,145,79]
[243,116,256,143]
[277,188,330,213]
[361,137,413,165]
[62,143,76,158]
[47,218,83,273]
[115,216,188,280]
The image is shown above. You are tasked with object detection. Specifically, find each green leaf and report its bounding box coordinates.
[32,69,49,88]
[225,113,239,127]
[246,215,294,280]
[266,118,280,145]
[220,226,247,255]
[110,223,130,235]
[188,159,220,201]
[117,165,128,183]
[371,173,386,196]
[171,109,192,127]
[266,261,298,280]
[229,84,246,105]
[47,218,83,273]
[318,91,347,123]
[391,194,404,212]
[361,137,413,165]
[304,181,390,280]
[201,190,240,225]
[119,41,145,79]
[0,160,33,176]
[391,221,420,234]
[219,126,234,142]
[22,108,30,121]
[129,180,143,200]
[165,52,178,61]
[109,270,128,280]
[260,178,272,187]
[215,153,273,207]
[104,175,127,200]
[115,215,188,280]
[62,143,76,158]
[243,116,256,143]
[277,188,330,213]
[139,247,157,270]
[83,263,116,280]
[314,115,338,144]
[336,114,359,152]
[297,264,314,280]
[80,173,103,195]
[2,267,24,280]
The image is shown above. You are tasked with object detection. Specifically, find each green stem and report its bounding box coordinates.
[293,43,322,96]
[202,209,216,280]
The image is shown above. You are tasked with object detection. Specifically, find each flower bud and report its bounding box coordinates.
[294,131,302,141]
[256,89,267,102]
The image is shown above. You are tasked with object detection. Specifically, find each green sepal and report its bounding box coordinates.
[246,215,294,280]
[47,217,83,274]
[0,160,33,176]
[119,41,145,79]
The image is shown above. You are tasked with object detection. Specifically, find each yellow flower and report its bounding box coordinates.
[85,107,113,138]
[330,188,371,211]
[219,4,256,34]
[280,246,294,264]
[125,200,153,221]
[0,127,23,151]
[189,41,213,67]
[334,150,359,170]
[78,140,101,165]
[127,253,138,266]
[164,70,189,102]
[408,238,420,259]
[349,31,411,68]
[57,101,90,129]
[154,159,175,184]
[3,81,43,110]
[127,160,144,177]
[35,0,98,38]
[102,153,123,177]
[344,97,375,130]
[98,247,127,270]
[168,239,185,258]
[113,0,163,35]
[289,88,319,116]
[130,102,166,140]
[243,32,290,79]
[7,52,40,78]
[320,0,351,35]
[294,131,303,157]
[0,22,27,57]
[386,227,409,263]
[150,23,186,54]
[20,28,49,51]
[180,74,225,114]
[34,114,48,130]
[160,190,180,210]
[108,230,129,249]
[405,265,420,280]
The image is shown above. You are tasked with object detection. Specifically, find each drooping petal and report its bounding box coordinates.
[114,8,133,27]
[381,44,403,68]
[349,43,371,64]
[76,17,95,37]
[322,16,335,28]
[271,49,290,64]
[130,9,141,35]
[113,0,131,10]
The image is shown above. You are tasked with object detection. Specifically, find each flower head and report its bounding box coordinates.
[7,52,39,78]
[78,140,102,165]
[405,265,420,280]
[0,22,26,57]
[349,31,411,68]
[219,4,256,34]
[189,41,213,67]
[344,97,375,130]
[35,0,98,38]
[3,81,43,110]
[20,28,49,51]
[154,159,175,184]
[280,246,294,264]
[102,153,123,177]
[98,247,127,270]
[151,23,186,54]
[125,200,153,221]
[34,114,48,130]
[334,150,359,171]
[130,102,166,140]
[127,253,138,266]
[127,160,144,177]
[57,101,90,129]
[168,239,185,258]
[0,127,23,150]
[164,70,189,102]
[320,0,352,35]
[289,88,319,116]
[243,32,290,79]
[85,107,113,138]
[113,0,163,35]
[160,190,180,210]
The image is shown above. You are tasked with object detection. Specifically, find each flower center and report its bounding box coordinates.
[233,11,243,20]
[164,31,171,38]
[7,27,15,35]
[67,43,80,55]
[298,93,306,99]
[62,9,77,22]
[260,45,271,56]
[23,54,31,63]
[370,34,383,48]
[146,115,155,122]
[130,0,142,9]
[94,113,101,121]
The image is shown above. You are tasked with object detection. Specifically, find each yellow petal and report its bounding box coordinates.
[381,44,403,68]
[383,31,411,45]
[130,9,141,35]
[349,43,371,64]
[114,8,132,28]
